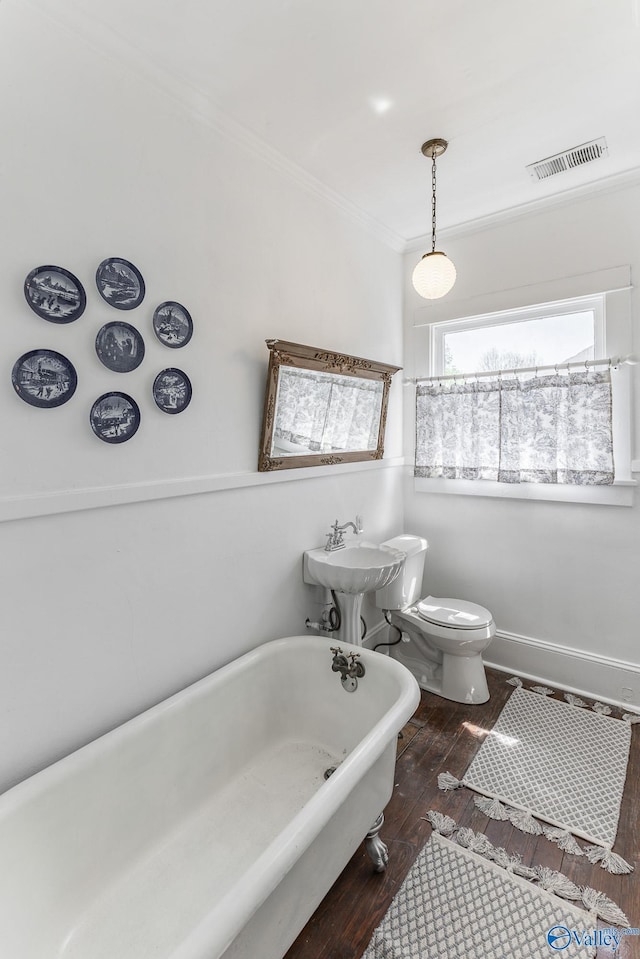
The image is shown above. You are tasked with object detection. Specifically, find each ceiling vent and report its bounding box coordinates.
[526,137,608,181]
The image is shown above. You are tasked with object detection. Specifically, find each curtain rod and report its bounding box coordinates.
[404,354,637,385]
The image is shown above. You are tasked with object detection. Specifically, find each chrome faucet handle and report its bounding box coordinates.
[355,514,364,533]
[326,524,344,549]
[324,520,344,550]
[347,651,365,678]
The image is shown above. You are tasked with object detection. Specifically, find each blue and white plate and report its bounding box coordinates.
[90,392,140,443]
[24,266,86,323]
[152,301,193,348]
[153,368,192,414]
[96,257,145,310]
[96,321,145,373]
[12,349,77,408]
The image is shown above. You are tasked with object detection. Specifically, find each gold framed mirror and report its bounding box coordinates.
[258,339,401,471]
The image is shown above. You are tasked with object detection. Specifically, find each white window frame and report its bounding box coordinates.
[414,292,635,506]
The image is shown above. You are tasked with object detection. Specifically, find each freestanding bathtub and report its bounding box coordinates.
[0,635,420,959]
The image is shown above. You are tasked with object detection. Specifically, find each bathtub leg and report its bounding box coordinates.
[364,813,388,872]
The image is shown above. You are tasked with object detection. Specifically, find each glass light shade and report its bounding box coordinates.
[412,251,457,300]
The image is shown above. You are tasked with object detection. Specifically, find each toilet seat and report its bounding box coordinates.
[416,596,493,630]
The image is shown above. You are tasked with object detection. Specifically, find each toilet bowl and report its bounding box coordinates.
[375,535,495,704]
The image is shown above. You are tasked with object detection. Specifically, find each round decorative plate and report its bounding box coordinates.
[24,265,86,323]
[12,349,77,408]
[95,257,145,310]
[90,392,140,444]
[152,301,193,348]
[153,368,192,414]
[95,321,145,372]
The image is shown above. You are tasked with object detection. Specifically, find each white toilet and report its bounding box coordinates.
[375,534,495,704]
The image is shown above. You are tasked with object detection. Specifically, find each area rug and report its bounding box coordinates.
[361,812,629,959]
[438,686,633,872]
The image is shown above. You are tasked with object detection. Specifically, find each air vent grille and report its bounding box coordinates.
[527,137,608,181]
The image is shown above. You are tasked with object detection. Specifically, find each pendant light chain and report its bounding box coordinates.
[431,152,437,253]
[412,136,456,300]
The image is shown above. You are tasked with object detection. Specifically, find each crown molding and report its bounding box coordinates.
[20,0,406,253]
[404,165,640,254]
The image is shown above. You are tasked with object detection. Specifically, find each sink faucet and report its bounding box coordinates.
[325,515,364,551]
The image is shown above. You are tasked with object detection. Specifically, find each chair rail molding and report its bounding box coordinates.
[0,457,406,523]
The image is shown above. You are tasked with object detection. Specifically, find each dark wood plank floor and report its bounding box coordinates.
[285,668,639,959]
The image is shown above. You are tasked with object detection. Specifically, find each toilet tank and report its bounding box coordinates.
[375,534,428,610]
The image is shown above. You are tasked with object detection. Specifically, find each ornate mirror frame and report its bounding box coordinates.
[258,339,401,472]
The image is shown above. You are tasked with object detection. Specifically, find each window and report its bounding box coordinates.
[414,292,634,506]
[433,296,603,378]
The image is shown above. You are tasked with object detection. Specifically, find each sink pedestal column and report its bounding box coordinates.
[334,592,364,646]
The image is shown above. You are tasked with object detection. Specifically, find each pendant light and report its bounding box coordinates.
[412,138,456,300]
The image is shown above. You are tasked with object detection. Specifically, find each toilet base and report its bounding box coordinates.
[391,644,490,705]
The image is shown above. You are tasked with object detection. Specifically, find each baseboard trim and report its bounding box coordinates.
[485,629,640,711]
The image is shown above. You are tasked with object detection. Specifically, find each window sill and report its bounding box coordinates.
[414,475,636,506]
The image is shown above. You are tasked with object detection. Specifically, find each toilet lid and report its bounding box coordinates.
[416,596,493,629]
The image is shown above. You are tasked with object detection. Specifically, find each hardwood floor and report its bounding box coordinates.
[284,668,639,959]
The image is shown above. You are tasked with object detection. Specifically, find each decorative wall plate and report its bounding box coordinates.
[152,301,193,348]
[24,266,86,323]
[95,257,145,310]
[95,321,145,372]
[90,392,140,443]
[12,349,77,408]
[153,368,192,414]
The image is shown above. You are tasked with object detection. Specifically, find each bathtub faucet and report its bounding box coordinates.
[330,646,365,692]
[325,515,364,551]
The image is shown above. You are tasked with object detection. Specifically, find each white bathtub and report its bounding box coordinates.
[0,635,420,959]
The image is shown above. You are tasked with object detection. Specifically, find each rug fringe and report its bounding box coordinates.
[508,806,544,835]
[583,844,634,874]
[474,795,511,821]
[506,676,523,687]
[456,826,496,858]
[422,810,457,836]
[437,771,464,791]
[564,693,588,707]
[592,701,612,715]
[622,712,640,724]
[425,812,630,927]
[530,685,554,696]
[534,866,582,900]
[492,846,538,879]
[581,886,630,926]
[543,826,585,857]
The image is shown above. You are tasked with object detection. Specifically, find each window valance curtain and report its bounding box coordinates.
[415,370,614,485]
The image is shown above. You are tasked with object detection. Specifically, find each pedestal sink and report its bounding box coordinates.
[303,541,405,645]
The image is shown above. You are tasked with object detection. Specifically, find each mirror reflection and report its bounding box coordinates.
[272,367,383,456]
[258,340,400,471]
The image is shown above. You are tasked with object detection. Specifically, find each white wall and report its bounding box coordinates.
[403,181,640,700]
[0,3,404,790]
